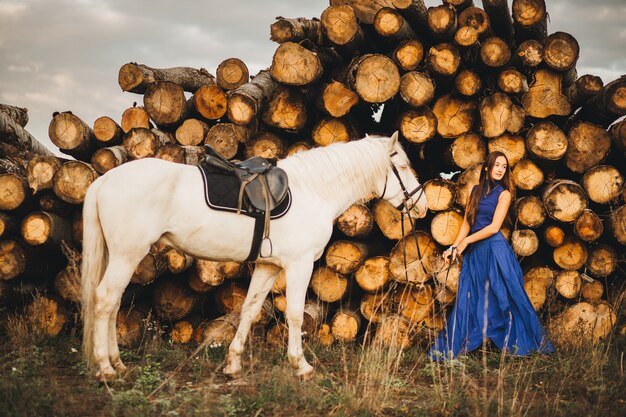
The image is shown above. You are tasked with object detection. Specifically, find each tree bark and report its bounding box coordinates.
[91,146,128,174]
[118,63,215,94]
[270,16,324,45]
[0,111,52,156]
[0,103,29,127]
[482,0,514,45]
[48,111,96,161]
[21,211,72,246]
[227,69,278,126]
[565,74,603,110]
[576,75,626,127]
[512,0,547,44]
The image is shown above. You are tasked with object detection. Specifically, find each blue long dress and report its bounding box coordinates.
[429,182,554,360]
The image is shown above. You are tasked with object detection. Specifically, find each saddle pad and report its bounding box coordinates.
[198,166,291,219]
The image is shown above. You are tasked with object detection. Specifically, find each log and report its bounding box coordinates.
[355,256,391,293]
[286,141,312,156]
[553,238,588,270]
[205,123,248,160]
[374,314,412,350]
[372,199,413,240]
[512,0,547,44]
[454,25,479,47]
[427,5,457,40]
[522,69,571,118]
[215,282,248,314]
[565,121,611,173]
[153,278,196,320]
[170,320,195,344]
[511,158,544,191]
[0,111,52,156]
[131,246,168,285]
[48,112,96,161]
[391,39,425,71]
[216,58,249,91]
[21,211,72,246]
[38,192,73,217]
[543,224,566,248]
[458,6,492,38]
[555,270,582,299]
[188,259,226,292]
[576,75,626,127]
[487,133,526,167]
[480,36,511,68]
[201,313,239,348]
[581,281,604,302]
[175,118,210,146]
[26,295,67,337]
[433,257,461,293]
[428,43,461,77]
[91,146,128,174]
[482,0,514,45]
[445,132,486,169]
[227,69,277,126]
[525,121,568,161]
[454,69,483,98]
[523,266,553,310]
[336,203,374,238]
[310,266,349,303]
[0,103,28,127]
[423,179,457,212]
[435,285,456,305]
[433,94,475,138]
[389,232,439,285]
[317,324,335,347]
[71,212,82,245]
[317,81,360,118]
[610,205,626,245]
[330,308,362,342]
[516,39,543,68]
[514,196,545,228]
[165,248,194,274]
[566,75,604,110]
[511,229,539,257]
[26,155,63,193]
[543,32,579,73]
[360,292,393,324]
[542,179,588,223]
[118,63,215,94]
[399,107,438,144]
[430,210,464,246]
[325,240,368,275]
[123,127,173,160]
[374,7,417,41]
[393,0,429,38]
[93,116,123,147]
[302,301,326,336]
[52,161,98,204]
[585,245,617,278]
[143,81,187,127]
[244,131,286,160]
[455,163,482,208]
[270,42,324,86]
[399,72,435,108]
[394,284,434,324]
[348,54,400,103]
[116,307,146,347]
[262,86,307,131]
[120,105,151,133]
[497,69,528,95]
[273,293,287,313]
[270,16,324,45]
[189,84,227,120]
[54,265,81,303]
[573,209,603,243]
[321,5,364,51]
[479,92,525,138]
[0,240,26,280]
[312,117,355,147]
[549,301,616,346]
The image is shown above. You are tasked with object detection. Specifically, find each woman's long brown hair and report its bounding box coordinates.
[465,151,515,227]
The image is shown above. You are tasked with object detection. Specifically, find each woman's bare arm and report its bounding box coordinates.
[463,190,512,245]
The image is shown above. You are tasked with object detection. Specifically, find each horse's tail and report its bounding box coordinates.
[81,178,107,366]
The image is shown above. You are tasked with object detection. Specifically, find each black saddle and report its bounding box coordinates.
[199,145,290,261]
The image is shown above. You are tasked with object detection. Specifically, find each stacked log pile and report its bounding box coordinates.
[1,0,625,349]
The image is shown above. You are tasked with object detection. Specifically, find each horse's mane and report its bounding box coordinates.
[278,136,405,203]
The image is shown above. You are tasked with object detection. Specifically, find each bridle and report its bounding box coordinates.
[380,151,425,213]
[380,150,428,278]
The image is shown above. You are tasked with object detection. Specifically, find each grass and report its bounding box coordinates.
[0,311,625,417]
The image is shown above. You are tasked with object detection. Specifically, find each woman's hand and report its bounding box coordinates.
[455,239,469,260]
[443,239,469,264]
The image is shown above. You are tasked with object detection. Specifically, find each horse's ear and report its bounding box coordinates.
[387,131,399,151]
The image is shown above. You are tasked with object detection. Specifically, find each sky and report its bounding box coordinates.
[1,0,625,155]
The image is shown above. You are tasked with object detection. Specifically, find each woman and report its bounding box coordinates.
[430,151,553,360]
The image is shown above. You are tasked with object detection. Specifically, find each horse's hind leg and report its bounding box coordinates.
[93,254,140,380]
[107,297,126,374]
[224,263,281,376]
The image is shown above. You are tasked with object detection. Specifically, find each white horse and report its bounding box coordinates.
[81,132,427,380]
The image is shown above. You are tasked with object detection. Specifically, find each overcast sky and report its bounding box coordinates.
[1,0,625,154]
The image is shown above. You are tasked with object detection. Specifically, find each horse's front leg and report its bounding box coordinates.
[224,263,281,376]
[284,258,314,377]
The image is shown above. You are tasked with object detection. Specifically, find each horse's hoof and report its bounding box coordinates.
[114,361,128,374]
[223,363,242,378]
[96,366,116,382]
[296,364,314,380]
